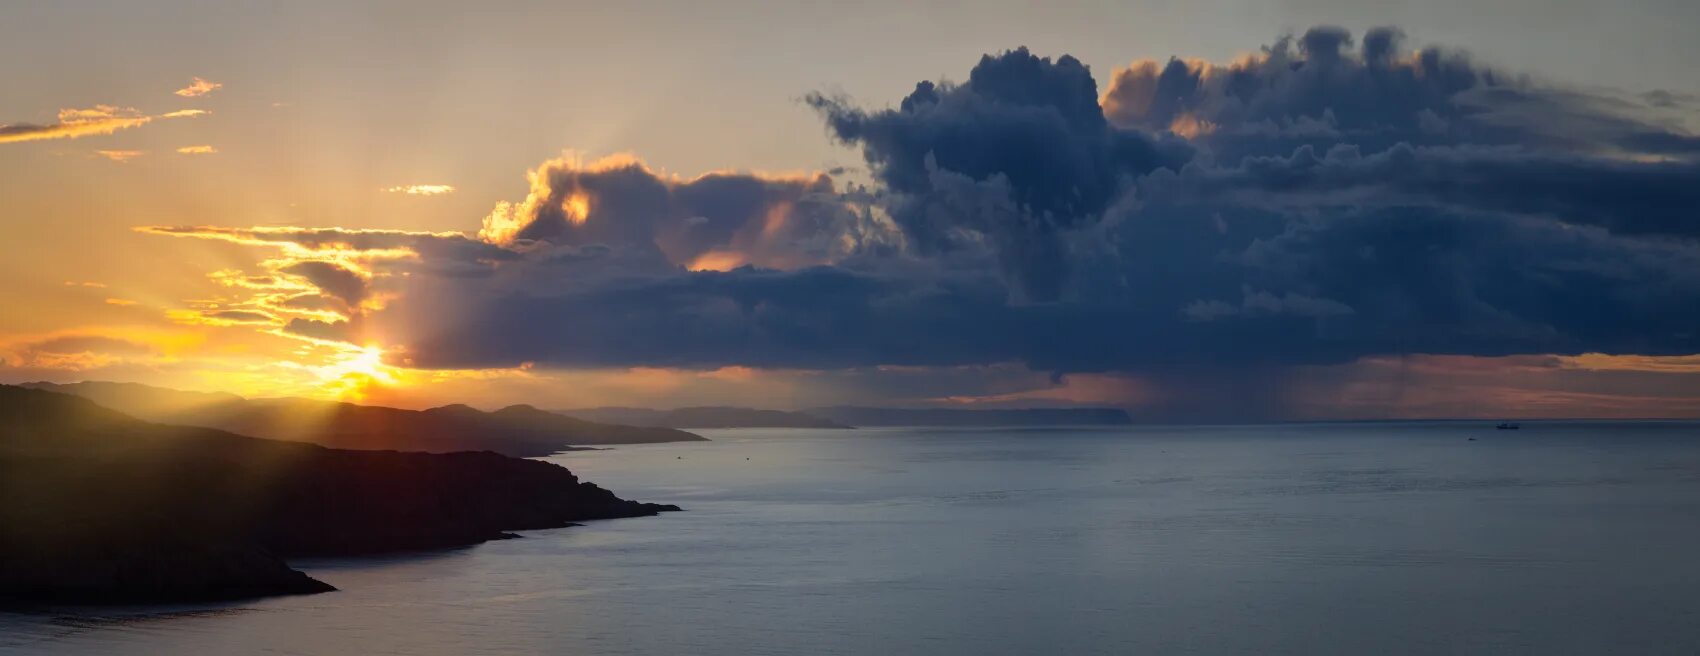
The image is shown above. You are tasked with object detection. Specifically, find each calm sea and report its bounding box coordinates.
[5,423,1700,655]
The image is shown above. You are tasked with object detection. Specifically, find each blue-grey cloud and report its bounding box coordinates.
[808,47,1191,301]
[156,27,1700,390]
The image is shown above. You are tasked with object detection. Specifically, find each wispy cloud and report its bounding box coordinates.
[173,77,222,98]
[1,106,150,144]
[0,333,163,372]
[384,184,456,196]
[95,149,145,162]
[176,144,217,155]
[63,281,106,288]
[0,105,208,145]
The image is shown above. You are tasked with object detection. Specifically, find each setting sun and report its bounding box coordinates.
[312,345,401,400]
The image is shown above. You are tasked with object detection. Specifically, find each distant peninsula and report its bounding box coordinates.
[0,385,679,605]
[805,406,1133,427]
[563,406,851,429]
[23,381,706,457]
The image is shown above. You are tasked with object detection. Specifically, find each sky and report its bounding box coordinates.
[4,0,1700,420]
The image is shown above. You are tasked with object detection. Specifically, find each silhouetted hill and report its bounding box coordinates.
[562,406,850,429]
[805,406,1133,427]
[0,384,678,605]
[21,381,705,457]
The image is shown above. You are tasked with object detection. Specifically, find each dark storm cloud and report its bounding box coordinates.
[387,202,1700,373]
[161,27,1700,382]
[280,261,368,309]
[807,47,1191,301]
[1155,142,1700,238]
[1098,26,1693,161]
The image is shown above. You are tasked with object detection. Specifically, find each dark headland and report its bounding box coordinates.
[23,381,706,457]
[0,384,679,605]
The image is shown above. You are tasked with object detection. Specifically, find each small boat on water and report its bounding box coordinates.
[1496,422,1521,430]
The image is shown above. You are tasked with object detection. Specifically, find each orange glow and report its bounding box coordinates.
[687,250,746,272]
[1559,352,1700,373]
[562,192,591,224]
[311,345,400,401]
[1167,113,1216,139]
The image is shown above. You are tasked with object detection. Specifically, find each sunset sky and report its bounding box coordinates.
[5,0,1700,420]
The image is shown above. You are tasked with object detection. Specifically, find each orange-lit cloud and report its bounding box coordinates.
[1283,353,1700,420]
[138,225,501,357]
[687,250,746,272]
[173,77,222,98]
[1557,353,1700,373]
[1,106,150,144]
[476,152,890,271]
[0,105,207,145]
[135,226,457,269]
[1167,113,1216,139]
[0,329,199,373]
[175,144,217,155]
[63,281,106,288]
[95,149,145,162]
[167,308,279,327]
[384,184,456,196]
[104,298,138,306]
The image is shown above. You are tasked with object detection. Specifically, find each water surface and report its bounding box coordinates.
[5,423,1700,654]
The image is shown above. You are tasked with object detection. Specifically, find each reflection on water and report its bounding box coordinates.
[10,607,258,647]
[5,422,1700,655]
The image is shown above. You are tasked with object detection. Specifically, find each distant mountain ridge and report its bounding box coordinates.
[563,406,850,429]
[806,406,1133,427]
[22,381,705,457]
[0,384,677,604]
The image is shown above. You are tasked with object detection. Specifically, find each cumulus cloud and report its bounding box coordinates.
[1100,26,1697,162]
[808,48,1190,300]
[0,105,206,145]
[478,153,894,271]
[144,26,1700,416]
